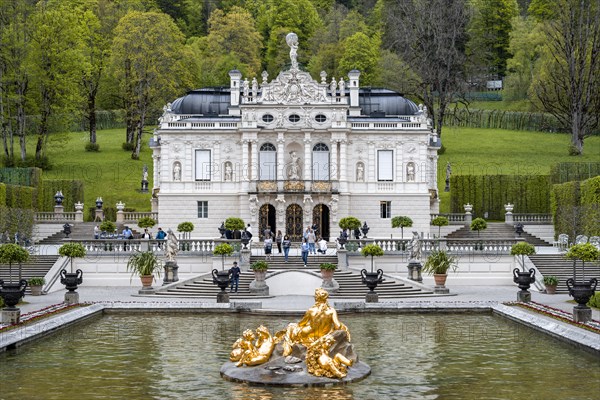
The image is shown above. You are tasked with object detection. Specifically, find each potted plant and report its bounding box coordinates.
[543,275,559,294]
[422,250,458,287]
[137,216,157,230]
[127,251,162,290]
[249,260,269,295]
[319,262,337,278]
[510,242,536,301]
[177,222,194,250]
[0,243,30,311]
[431,216,449,238]
[225,217,245,239]
[360,244,384,301]
[338,217,361,248]
[564,243,599,311]
[28,277,46,296]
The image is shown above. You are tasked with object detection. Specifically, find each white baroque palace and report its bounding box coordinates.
[152,33,440,240]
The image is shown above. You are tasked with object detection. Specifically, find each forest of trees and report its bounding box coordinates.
[0,0,598,162]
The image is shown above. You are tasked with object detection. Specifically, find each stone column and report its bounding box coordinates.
[304,132,312,182]
[213,140,221,181]
[277,133,285,181]
[250,139,258,181]
[330,139,338,180]
[152,155,160,189]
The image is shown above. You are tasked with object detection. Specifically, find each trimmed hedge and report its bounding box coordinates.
[550,162,600,184]
[0,206,34,240]
[444,108,568,133]
[0,167,42,187]
[580,176,600,236]
[5,184,37,209]
[37,180,84,212]
[450,175,551,220]
[551,176,600,238]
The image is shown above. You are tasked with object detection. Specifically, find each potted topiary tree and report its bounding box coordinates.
[422,250,458,290]
[212,243,234,301]
[338,217,361,248]
[392,216,413,250]
[99,220,116,236]
[28,277,46,296]
[127,251,162,291]
[0,244,30,315]
[58,242,86,303]
[470,217,487,237]
[510,242,536,302]
[564,243,599,320]
[360,244,384,302]
[177,222,194,250]
[319,262,338,293]
[137,216,157,230]
[431,216,449,238]
[225,217,245,239]
[543,275,559,294]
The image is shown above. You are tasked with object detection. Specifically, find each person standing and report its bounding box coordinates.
[282,235,291,262]
[94,225,100,239]
[276,230,283,254]
[307,228,317,254]
[301,239,309,267]
[229,261,241,293]
[264,235,273,261]
[317,237,328,254]
[141,229,152,239]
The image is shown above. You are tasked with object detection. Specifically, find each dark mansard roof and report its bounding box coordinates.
[169,87,419,117]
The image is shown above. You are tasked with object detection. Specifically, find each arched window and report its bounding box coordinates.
[312,143,330,180]
[259,143,277,180]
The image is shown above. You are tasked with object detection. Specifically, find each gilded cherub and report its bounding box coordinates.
[230,329,256,363]
[237,325,275,367]
[306,334,353,379]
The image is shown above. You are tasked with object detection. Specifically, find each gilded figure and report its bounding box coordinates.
[306,334,353,378]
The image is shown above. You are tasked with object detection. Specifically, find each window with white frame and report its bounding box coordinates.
[377,150,393,181]
[259,143,277,180]
[195,149,211,181]
[312,143,330,180]
[197,201,208,218]
[380,201,391,218]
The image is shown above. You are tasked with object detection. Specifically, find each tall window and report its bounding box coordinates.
[197,201,208,218]
[259,143,277,180]
[312,143,330,180]
[195,149,211,181]
[380,201,391,218]
[377,150,393,181]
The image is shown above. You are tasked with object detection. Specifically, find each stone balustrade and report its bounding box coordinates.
[344,238,516,256]
[430,213,466,225]
[512,213,553,224]
[35,212,78,222]
[122,212,159,223]
[71,238,242,255]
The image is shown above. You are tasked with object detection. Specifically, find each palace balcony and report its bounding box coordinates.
[249,180,339,194]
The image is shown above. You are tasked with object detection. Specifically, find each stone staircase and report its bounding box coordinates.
[447,222,552,246]
[0,255,60,293]
[528,254,600,294]
[154,254,434,299]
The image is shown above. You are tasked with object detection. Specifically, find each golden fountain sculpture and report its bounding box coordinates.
[228,288,356,379]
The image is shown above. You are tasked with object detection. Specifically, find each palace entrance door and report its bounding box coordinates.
[312,204,330,241]
[259,204,276,240]
[285,204,303,241]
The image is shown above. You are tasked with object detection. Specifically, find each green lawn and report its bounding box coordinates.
[462,99,536,111]
[35,127,600,214]
[41,129,153,212]
[436,127,600,212]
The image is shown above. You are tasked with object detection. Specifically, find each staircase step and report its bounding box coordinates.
[528,254,600,293]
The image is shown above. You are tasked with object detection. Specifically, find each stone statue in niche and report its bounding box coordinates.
[173,162,182,181]
[224,162,233,181]
[288,151,301,180]
[406,162,415,182]
[356,163,364,182]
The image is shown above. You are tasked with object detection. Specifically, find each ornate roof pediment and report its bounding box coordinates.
[256,69,332,106]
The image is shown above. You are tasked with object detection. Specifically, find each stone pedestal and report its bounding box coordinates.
[365,292,378,303]
[320,272,339,294]
[434,286,450,294]
[141,180,149,193]
[573,306,592,323]
[94,209,104,222]
[217,291,230,303]
[336,249,348,270]
[407,261,423,282]
[64,291,79,304]
[239,249,251,271]
[1,309,21,325]
[54,205,64,216]
[517,291,531,303]
[163,261,179,285]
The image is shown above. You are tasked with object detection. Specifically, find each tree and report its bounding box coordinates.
[339,216,361,232]
[431,216,449,238]
[470,218,487,237]
[383,0,470,137]
[27,2,86,161]
[214,242,234,271]
[510,242,536,271]
[391,216,413,238]
[468,0,520,78]
[361,244,384,273]
[565,242,600,281]
[58,242,86,273]
[338,32,382,85]
[0,243,29,282]
[532,0,600,155]
[110,11,193,159]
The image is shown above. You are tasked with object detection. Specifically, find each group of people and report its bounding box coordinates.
[93,225,168,240]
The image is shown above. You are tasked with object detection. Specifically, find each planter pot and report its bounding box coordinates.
[566,278,598,308]
[321,269,335,280]
[0,279,28,309]
[545,284,557,295]
[361,269,383,303]
[320,269,339,293]
[249,270,269,295]
[433,273,448,287]
[212,269,231,291]
[30,285,43,296]
[60,269,83,292]
[513,268,535,291]
[140,275,154,289]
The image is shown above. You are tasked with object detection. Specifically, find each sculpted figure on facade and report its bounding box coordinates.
[288,151,301,180]
[407,162,415,182]
[224,162,233,181]
[243,78,250,99]
[286,32,299,70]
[356,162,364,182]
[173,162,182,181]
[249,196,258,220]
[338,78,345,97]
[251,78,258,99]
[330,77,337,96]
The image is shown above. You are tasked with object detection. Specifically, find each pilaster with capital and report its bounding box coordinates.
[368,141,376,181]
[277,133,285,181]
[250,139,258,181]
[330,139,339,180]
[303,132,312,182]
[303,195,313,226]
[339,139,348,182]
[152,155,160,189]
[275,194,286,225]
[213,140,221,181]
[241,139,250,190]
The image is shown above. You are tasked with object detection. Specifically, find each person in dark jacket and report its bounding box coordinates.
[229,261,241,293]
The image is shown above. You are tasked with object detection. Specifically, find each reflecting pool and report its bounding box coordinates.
[0,313,598,400]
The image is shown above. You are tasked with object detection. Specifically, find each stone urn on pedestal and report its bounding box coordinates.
[249,260,269,296]
[360,244,384,302]
[510,242,536,302]
[0,243,31,323]
[565,243,600,322]
[213,242,235,302]
[58,243,86,303]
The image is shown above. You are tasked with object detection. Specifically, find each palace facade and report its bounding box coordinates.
[152,34,441,240]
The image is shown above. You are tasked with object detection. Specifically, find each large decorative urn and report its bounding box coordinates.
[513,268,535,302]
[0,279,28,309]
[61,269,83,292]
[361,269,383,303]
[212,269,231,303]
